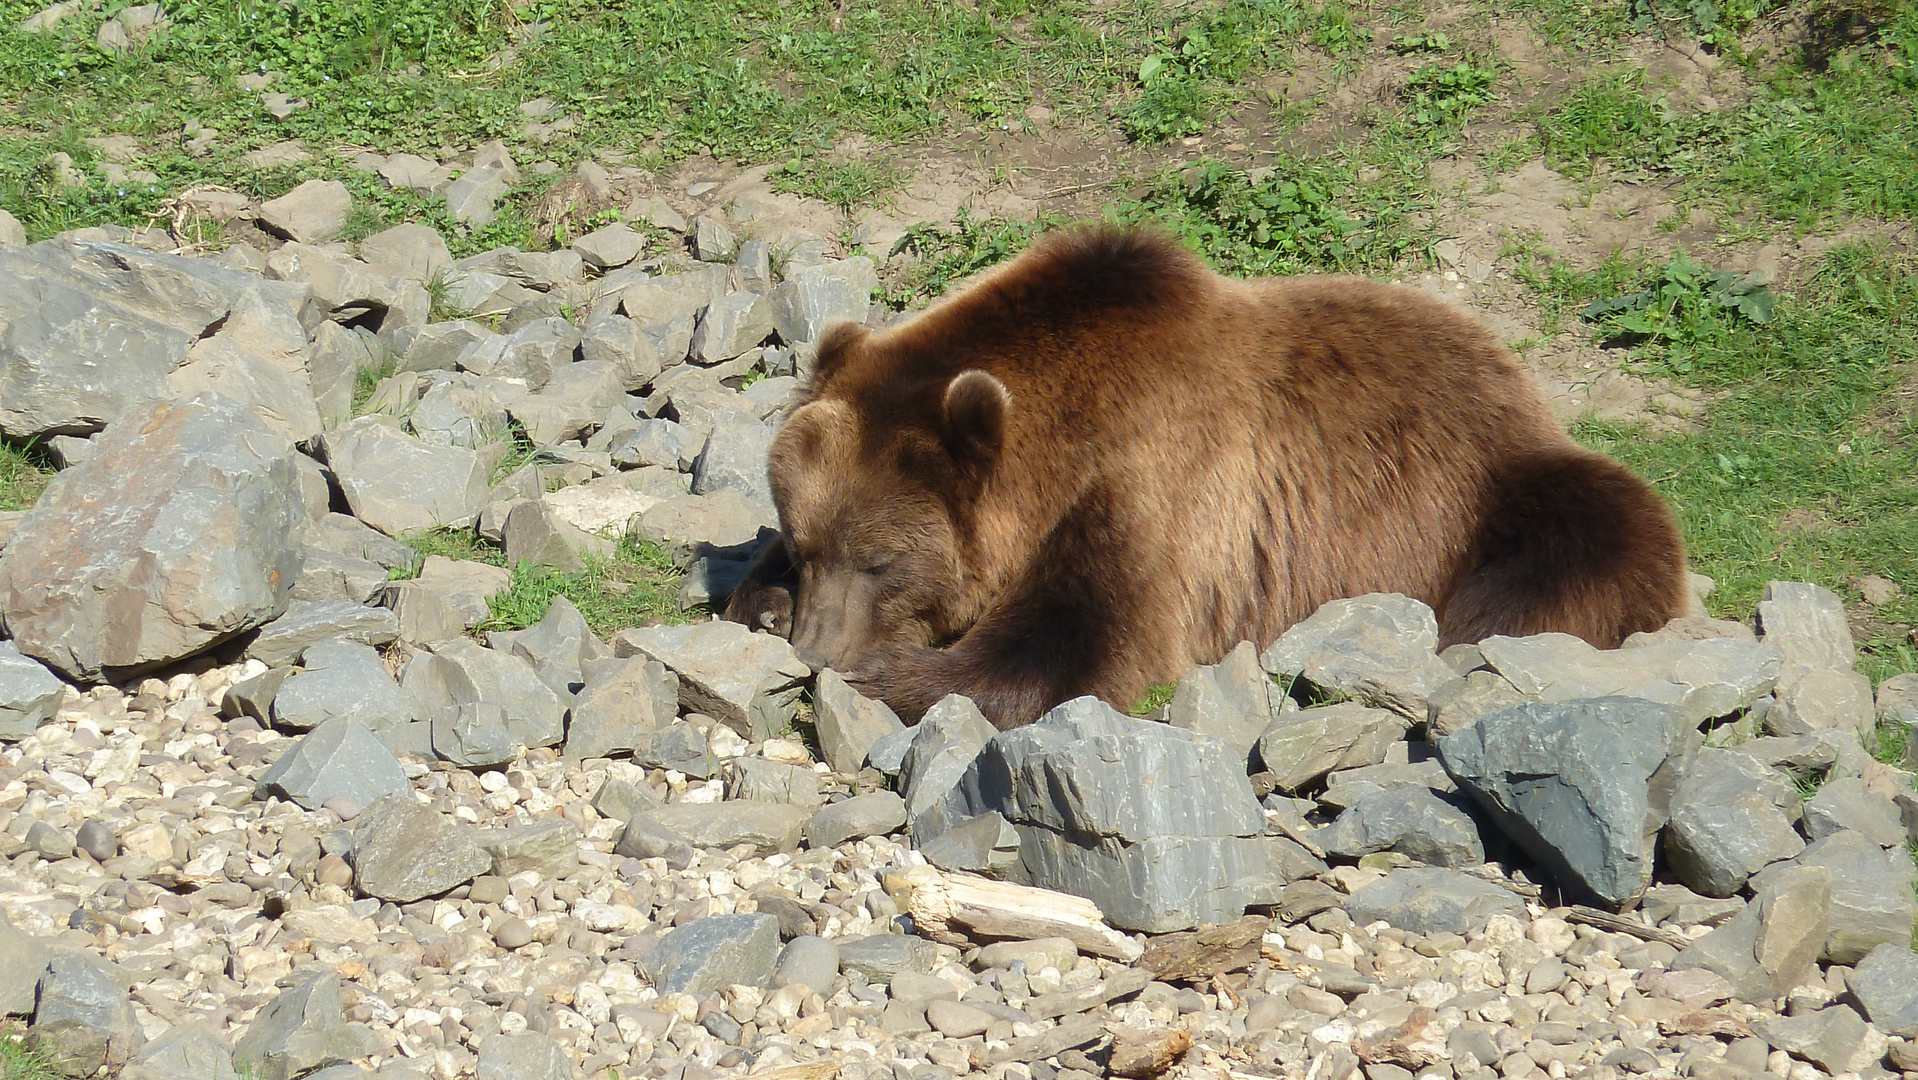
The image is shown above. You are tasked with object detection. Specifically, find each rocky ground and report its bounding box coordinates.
[1,158,1917,1080]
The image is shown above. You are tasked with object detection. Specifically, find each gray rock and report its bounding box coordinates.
[693,216,737,262]
[256,717,411,811]
[806,791,908,848]
[1755,580,1854,677]
[232,973,377,1080]
[563,657,677,761]
[917,811,1022,876]
[1849,942,1918,1037]
[1753,1005,1883,1076]
[305,513,422,575]
[289,547,389,606]
[1804,775,1906,847]
[476,1032,579,1080]
[899,694,998,823]
[1319,786,1485,868]
[26,820,72,860]
[487,593,608,697]
[1259,594,1459,720]
[1670,905,1773,1003]
[1255,701,1410,795]
[1754,863,1832,998]
[121,1020,237,1080]
[642,914,782,997]
[1342,867,1525,935]
[74,818,115,862]
[444,164,511,229]
[511,363,625,447]
[769,257,876,344]
[936,696,1280,932]
[222,665,292,724]
[409,377,511,448]
[612,814,697,868]
[474,819,580,877]
[774,936,840,992]
[581,314,664,392]
[837,934,937,980]
[1751,829,1918,963]
[611,621,807,739]
[590,776,660,823]
[307,322,372,426]
[1426,669,1530,737]
[814,669,906,775]
[403,320,497,374]
[691,291,774,362]
[0,395,303,681]
[164,312,325,445]
[381,557,509,644]
[425,637,567,749]
[257,179,351,244]
[1879,672,1918,728]
[317,417,490,535]
[1437,697,1696,907]
[349,793,491,902]
[358,223,451,284]
[0,909,51,1016]
[247,600,400,667]
[461,317,580,391]
[271,639,411,733]
[501,501,612,573]
[630,721,718,778]
[0,209,22,247]
[640,801,810,855]
[1318,757,1457,812]
[34,952,143,1072]
[0,641,64,740]
[634,490,777,566]
[611,418,697,471]
[572,223,645,270]
[1476,632,1782,724]
[431,703,518,767]
[1163,640,1274,759]
[690,414,776,504]
[1662,746,1805,897]
[867,725,917,776]
[1766,667,1876,737]
[677,554,754,611]
[730,755,825,808]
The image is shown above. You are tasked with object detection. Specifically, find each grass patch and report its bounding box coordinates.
[774,156,909,213]
[0,441,54,513]
[399,526,507,570]
[1129,680,1178,715]
[1534,68,1712,178]
[350,354,400,418]
[0,1030,59,1080]
[479,537,686,638]
[1564,242,1918,680]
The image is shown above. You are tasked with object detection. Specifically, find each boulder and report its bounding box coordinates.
[256,179,352,244]
[32,952,143,1073]
[317,417,491,535]
[1343,867,1525,936]
[270,639,411,732]
[1661,746,1804,897]
[639,802,811,855]
[1437,697,1696,908]
[769,257,877,344]
[1476,632,1781,724]
[1255,701,1410,794]
[246,599,400,667]
[813,669,906,775]
[1163,640,1273,758]
[488,594,609,697]
[611,621,807,739]
[231,973,378,1080]
[639,913,780,996]
[1259,594,1459,720]
[690,413,777,505]
[1750,829,1917,963]
[422,638,567,749]
[563,657,678,761]
[1755,580,1854,677]
[1849,942,1918,1037]
[1318,786,1485,868]
[255,717,411,811]
[806,791,908,848]
[0,395,303,681]
[0,641,65,741]
[349,793,491,902]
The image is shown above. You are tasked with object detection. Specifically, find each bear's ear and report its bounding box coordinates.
[941,370,1010,472]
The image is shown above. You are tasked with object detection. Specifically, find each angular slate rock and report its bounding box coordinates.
[0,395,303,681]
[1318,757,1456,813]
[1477,632,1781,724]
[1164,640,1274,758]
[1259,594,1459,720]
[1662,746,1804,898]
[1319,786,1485,868]
[612,621,807,739]
[768,257,876,344]
[304,512,422,575]
[640,801,810,855]
[0,909,51,1016]
[476,1031,580,1080]
[639,913,781,995]
[1803,775,1906,847]
[690,413,776,505]
[316,417,491,535]
[381,556,509,643]
[432,704,518,767]
[246,601,400,667]
[939,696,1279,932]
[612,814,697,869]
[474,819,580,877]
[899,694,998,824]
[1766,667,1876,737]
[255,717,411,811]
[34,952,143,1071]
[1755,580,1854,677]
[487,594,609,698]
[730,755,825,808]
[1438,697,1696,907]
[1427,669,1529,738]
[121,1020,237,1080]
[633,489,776,566]
[1849,942,1918,1037]
[348,793,491,902]
[501,501,611,573]
[630,721,718,778]
[690,290,774,362]
[916,810,1022,877]
[813,669,905,775]
[1750,829,1918,963]
[426,637,567,749]
[1255,701,1410,794]
[806,791,908,848]
[0,641,64,740]
[1753,863,1832,998]
[774,936,840,992]
[1752,1006,1883,1076]
[232,973,378,1080]
[270,639,412,733]
[563,656,677,761]
[1343,867,1524,935]
[1670,905,1775,1004]
[838,933,938,980]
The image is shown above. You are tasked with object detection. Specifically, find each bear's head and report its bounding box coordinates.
[766,324,1012,674]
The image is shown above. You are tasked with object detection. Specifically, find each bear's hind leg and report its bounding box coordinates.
[1439,448,1688,649]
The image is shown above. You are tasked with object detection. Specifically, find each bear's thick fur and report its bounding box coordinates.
[726,226,1689,729]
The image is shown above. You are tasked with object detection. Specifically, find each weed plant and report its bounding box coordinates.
[0,442,53,513]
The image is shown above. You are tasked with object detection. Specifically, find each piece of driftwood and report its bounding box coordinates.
[1566,904,1691,949]
[1139,915,1269,982]
[897,866,1143,961]
[748,1064,841,1080]
[1107,1025,1194,1078]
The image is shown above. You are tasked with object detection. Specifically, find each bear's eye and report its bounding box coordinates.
[863,557,898,577]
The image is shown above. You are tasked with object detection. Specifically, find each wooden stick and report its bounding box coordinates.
[895,865,1143,962]
[1566,904,1691,950]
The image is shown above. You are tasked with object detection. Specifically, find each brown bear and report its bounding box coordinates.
[725,226,1689,730]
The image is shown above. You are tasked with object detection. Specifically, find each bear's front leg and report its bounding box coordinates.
[721,538,797,638]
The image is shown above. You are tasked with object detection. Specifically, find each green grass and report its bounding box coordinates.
[0,1030,59,1080]
[399,526,507,570]
[350,354,400,418]
[479,537,687,637]
[1129,680,1178,715]
[773,157,909,213]
[1565,242,1918,681]
[1534,68,1711,178]
[0,441,53,513]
